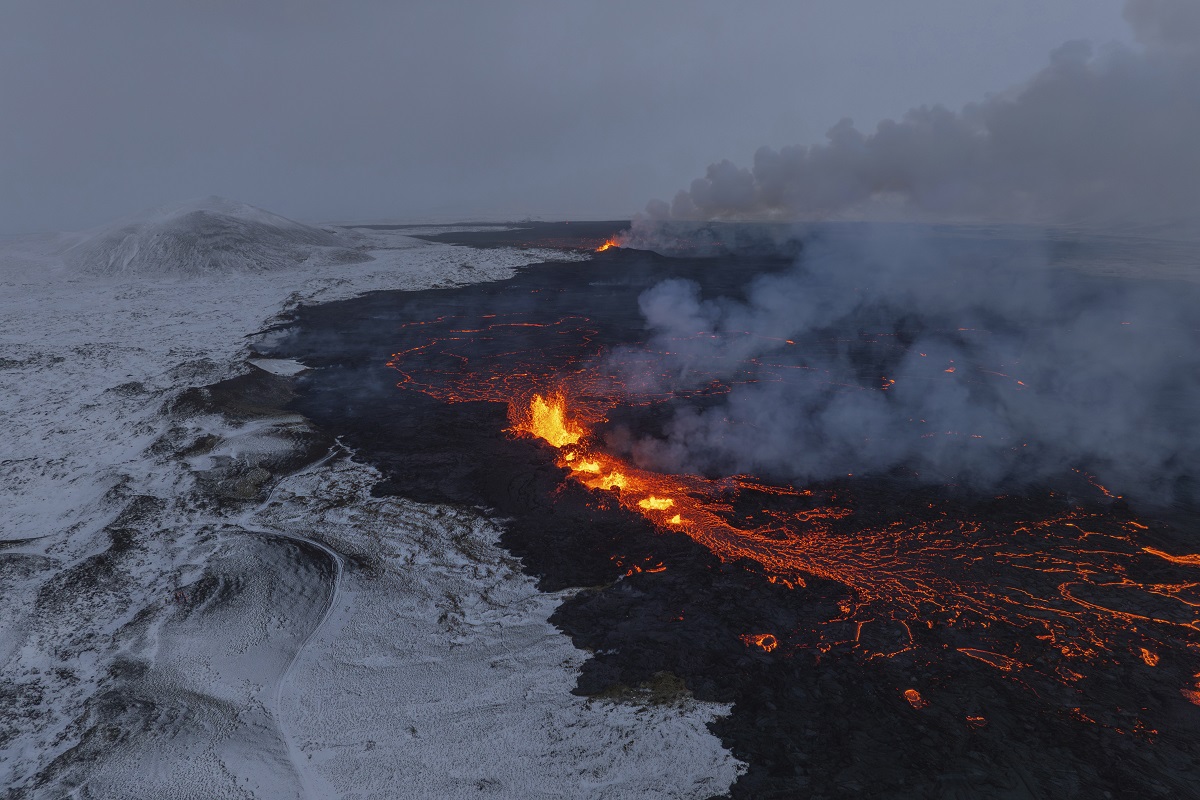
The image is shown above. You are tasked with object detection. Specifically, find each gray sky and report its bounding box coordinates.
[1,1,1132,234]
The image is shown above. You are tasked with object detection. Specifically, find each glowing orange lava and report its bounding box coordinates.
[385,310,1200,730]
[514,393,583,448]
[637,496,675,511]
[742,633,779,652]
[596,238,620,252]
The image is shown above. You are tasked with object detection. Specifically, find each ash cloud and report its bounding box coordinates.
[611,2,1200,503]
[630,0,1200,236]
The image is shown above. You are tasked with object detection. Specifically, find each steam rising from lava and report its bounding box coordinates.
[608,0,1200,502]
[609,226,1200,502]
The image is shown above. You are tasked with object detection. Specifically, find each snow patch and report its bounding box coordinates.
[249,358,310,377]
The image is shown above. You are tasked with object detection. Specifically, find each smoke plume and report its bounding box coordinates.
[612,2,1200,503]
[631,0,1200,235]
[609,226,1198,500]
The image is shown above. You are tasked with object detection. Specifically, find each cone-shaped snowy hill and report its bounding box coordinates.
[63,196,369,276]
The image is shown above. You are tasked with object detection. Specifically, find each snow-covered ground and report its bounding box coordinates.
[0,203,742,798]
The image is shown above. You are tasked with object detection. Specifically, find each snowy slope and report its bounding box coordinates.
[60,196,369,277]
[0,212,742,798]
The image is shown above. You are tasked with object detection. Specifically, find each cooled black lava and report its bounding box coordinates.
[268,228,1200,799]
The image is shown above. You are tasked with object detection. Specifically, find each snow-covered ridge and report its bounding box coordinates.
[61,196,369,277]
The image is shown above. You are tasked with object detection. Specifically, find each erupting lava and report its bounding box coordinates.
[386,310,1200,731]
[595,238,620,252]
[517,392,583,448]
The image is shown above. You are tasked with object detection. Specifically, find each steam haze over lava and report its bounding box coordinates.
[608,0,1200,505]
[609,226,1200,503]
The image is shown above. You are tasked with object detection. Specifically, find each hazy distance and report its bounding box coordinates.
[1,1,1132,235]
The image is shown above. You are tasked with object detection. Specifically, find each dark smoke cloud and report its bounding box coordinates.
[614,2,1200,503]
[634,0,1200,235]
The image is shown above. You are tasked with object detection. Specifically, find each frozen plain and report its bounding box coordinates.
[0,201,743,798]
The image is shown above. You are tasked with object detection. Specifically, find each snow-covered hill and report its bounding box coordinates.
[62,196,370,277]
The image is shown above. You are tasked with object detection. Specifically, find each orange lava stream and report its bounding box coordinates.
[509,389,1200,676]
[386,312,1200,710]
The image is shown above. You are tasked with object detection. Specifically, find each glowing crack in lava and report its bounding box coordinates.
[904,688,929,710]
[386,311,1200,728]
[741,633,780,653]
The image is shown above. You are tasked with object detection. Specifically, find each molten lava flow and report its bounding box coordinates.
[1143,547,1200,567]
[596,238,620,252]
[386,308,1200,731]
[638,496,675,511]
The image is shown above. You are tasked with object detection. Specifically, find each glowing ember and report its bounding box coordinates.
[742,633,779,652]
[1141,648,1160,667]
[904,689,928,709]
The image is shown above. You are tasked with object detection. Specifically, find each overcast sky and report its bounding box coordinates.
[1,1,1133,234]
